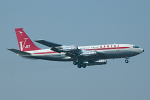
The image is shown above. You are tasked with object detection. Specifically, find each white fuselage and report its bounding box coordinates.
[24,44,144,61]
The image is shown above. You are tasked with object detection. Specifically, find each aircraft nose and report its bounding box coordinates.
[140,48,144,53]
[138,48,144,54]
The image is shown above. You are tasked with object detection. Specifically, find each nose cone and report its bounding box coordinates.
[139,48,144,53]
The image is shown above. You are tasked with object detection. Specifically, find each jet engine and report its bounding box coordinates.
[79,50,97,56]
[56,45,78,52]
[83,60,107,66]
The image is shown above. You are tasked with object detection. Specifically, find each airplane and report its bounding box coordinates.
[8,28,144,68]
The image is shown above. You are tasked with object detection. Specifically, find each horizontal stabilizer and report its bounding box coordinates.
[35,40,62,47]
[7,48,31,56]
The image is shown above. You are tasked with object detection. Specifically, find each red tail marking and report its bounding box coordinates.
[15,28,41,51]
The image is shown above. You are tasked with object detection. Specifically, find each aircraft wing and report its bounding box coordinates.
[35,40,105,59]
[35,40,77,54]
[35,40,62,47]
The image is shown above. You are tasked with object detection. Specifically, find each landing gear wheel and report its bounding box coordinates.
[125,59,129,63]
[77,64,86,68]
[82,64,86,68]
[73,61,77,65]
[77,64,81,68]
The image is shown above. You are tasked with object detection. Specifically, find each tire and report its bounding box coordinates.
[82,64,86,68]
[125,60,129,63]
[77,64,81,68]
[73,61,77,65]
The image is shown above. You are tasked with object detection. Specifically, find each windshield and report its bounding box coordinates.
[133,46,139,48]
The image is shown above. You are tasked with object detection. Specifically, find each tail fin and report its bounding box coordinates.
[15,28,41,51]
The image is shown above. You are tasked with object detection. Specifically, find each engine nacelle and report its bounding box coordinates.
[57,45,78,52]
[79,50,97,56]
[83,60,107,66]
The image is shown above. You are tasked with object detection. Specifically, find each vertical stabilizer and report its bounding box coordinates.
[15,28,41,51]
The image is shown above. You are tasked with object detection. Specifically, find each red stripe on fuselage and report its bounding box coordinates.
[32,47,130,55]
[86,47,129,50]
[33,51,57,54]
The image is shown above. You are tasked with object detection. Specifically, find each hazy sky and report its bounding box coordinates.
[0,0,150,100]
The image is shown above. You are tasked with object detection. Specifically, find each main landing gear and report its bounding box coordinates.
[77,63,86,68]
[73,61,86,68]
[73,61,77,65]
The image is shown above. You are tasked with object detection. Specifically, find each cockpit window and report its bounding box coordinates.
[133,46,139,48]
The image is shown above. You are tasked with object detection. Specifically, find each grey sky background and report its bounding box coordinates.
[0,0,150,100]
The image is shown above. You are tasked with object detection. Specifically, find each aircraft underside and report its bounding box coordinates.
[21,49,141,68]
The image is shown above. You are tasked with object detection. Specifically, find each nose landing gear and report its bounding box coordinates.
[125,58,129,63]
[125,59,129,63]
